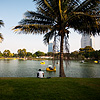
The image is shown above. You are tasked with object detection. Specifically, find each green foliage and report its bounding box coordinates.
[47,52,53,56]
[26,52,32,57]
[0,51,2,57]
[13,0,100,41]
[3,50,12,57]
[79,46,95,59]
[70,46,100,60]
[13,53,18,57]
[1,47,100,60]
[84,46,95,53]
[0,49,47,58]
[70,51,79,59]
[34,51,45,57]
[17,48,27,58]
[32,53,37,57]
[90,50,100,60]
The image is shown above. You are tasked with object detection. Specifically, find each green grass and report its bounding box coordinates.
[0,77,100,100]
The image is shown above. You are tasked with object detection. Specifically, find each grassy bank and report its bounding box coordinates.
[0,77,100,100]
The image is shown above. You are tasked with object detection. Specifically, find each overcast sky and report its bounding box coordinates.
[0,0,100,53]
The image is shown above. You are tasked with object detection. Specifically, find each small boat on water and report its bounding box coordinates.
[94,60,99,64]
[46,65,56,72]
[40,61,45,65]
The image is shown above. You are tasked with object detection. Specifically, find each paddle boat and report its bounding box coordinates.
[40,61,45,65]
[46,65,56,72]
[94,60,99,64]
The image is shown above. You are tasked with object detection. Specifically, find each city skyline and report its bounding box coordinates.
[0,0,100,53]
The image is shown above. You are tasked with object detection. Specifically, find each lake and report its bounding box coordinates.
[0,59,100,78]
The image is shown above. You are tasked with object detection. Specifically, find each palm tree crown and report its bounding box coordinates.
[13,0,100,77]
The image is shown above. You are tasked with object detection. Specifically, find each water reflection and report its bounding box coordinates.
[79,63,94,78]
[65,61,100,78]
[0,59,100,78]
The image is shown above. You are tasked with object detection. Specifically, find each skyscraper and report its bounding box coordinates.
[48,43,53,52]
[81,34,95,49]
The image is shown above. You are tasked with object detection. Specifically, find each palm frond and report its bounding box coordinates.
[44,0,54,12]
[24,11,53,22]
[0,33,3,40]
[59,0,64,21]
[19,19,53,25]
[68,13,100,34]
[13,24,51,34]
[75,0,99,12]
[43,28,56,44]
[0,20,4,27]
[13,0,100,35]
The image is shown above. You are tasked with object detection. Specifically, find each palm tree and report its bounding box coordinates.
[0,20,4,41]
[13,0,100,77]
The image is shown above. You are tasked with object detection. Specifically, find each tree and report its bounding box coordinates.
[21,48,27,57]
[0,20,4,41]
[17,49,22,57]
[13,0,100,77]
[79,46,95,59]
[34,51,45,57]
[17,48,27,58]
[3,50,11,57]
[79,48,85,57]
[47,52,53,57]
[84,46,95,53]
[0,51,2,57]
[26,52,32,57]
[90,50,100,60]
[13,53,18,57]
[71,51,79,59]
[32,53,37,57]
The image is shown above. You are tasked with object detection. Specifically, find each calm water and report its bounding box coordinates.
[0,59,100,78]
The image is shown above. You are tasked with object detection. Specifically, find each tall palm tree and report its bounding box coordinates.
[0,20,4,41]
[13,0,100,77]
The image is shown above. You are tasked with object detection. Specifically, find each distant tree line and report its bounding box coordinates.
[70,46,100,60]
[0,49,45,58]
[0,46,100,60]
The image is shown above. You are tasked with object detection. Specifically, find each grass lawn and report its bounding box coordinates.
[0,77,100,100]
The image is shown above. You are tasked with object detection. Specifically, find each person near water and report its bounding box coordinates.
[37,69,44,78]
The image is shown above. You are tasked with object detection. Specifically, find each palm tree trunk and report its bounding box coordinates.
[59,34,66,77]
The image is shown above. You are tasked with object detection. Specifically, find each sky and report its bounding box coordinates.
[0,0,100,53]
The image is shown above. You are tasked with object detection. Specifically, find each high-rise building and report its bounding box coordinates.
[48,43,53,52]
[81,34,95,49]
